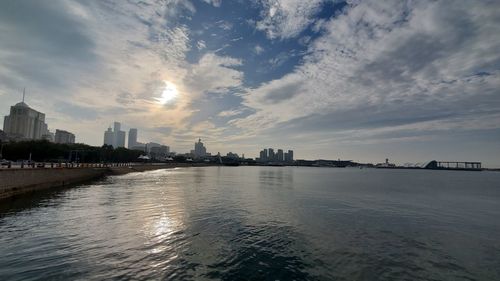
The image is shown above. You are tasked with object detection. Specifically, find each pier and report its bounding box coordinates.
[424,160,482,171]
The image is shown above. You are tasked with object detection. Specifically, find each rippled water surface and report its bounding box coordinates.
[1,167,500,280]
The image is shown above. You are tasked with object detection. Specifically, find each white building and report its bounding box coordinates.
[114,122,126,148]
[103,121,126,148]
[104,127,114,146]
[3,100,48,140]
[194,138,207,158]
[128,128,137,149]
[55,129,75,144]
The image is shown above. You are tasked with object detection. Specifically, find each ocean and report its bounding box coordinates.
[1,166,499,280]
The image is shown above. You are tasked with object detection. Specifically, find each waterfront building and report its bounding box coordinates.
[150,145,170,160]
[41,131,54,142]
[277,149,284,162]
[103,127,114,146]
[226,152,239,159]
[114,122,126,148]
[194,138,207,158]
[128,128,137,149]
[54,129,75,144]
[259,149,267,162]
[146,142,161,153]
[3,98,48,141]
[116,130,126,148]
[131,144,146,152]
[103,121,126,148]
[268,148,275,162]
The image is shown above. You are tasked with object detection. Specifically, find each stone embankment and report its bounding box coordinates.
[0,163,203,200]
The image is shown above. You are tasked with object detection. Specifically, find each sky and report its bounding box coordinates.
[0,0,499,166]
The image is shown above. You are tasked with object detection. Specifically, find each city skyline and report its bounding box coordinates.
[1,1,499,166]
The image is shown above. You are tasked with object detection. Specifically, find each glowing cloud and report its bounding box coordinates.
[157,81,178,105]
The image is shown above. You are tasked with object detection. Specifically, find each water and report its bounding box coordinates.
[1,167,499,280]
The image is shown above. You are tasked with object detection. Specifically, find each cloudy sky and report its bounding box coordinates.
[1,0,499,166]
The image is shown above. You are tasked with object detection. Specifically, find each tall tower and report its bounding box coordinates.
[103,127,114,146]
[128,128,138,149]
[3,89,48,140]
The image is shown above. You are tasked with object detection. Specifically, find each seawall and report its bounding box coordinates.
[0,163,202,200]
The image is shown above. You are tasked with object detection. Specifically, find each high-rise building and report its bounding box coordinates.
[287,150,294,162]
[3,99,48,140]
[113,122,126,148]
[55,129,75,144]
[268,148,275,162]
[194,138,207,158]
[128,128,137,149]
[116,130,126,148]
[277,149,284,162]
[103,122,126,148]
[259,149,267,162]
[104,127,114,146]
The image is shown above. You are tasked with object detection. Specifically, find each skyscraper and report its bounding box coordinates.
[288,150,294,162]
[277,149,284,162]
[268,148,275,162]
[113,122,126,148]
[116,130,126,148]
[259,149,267,162]
[104,127,114,146]
[103,122,126,148]
[194,138,207,158]
[128,128,137,149]
[3,98,48,140]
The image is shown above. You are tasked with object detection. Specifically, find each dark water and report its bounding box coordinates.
[1,167,500,280]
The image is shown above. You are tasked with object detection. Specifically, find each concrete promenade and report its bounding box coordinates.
[0,163,206,200]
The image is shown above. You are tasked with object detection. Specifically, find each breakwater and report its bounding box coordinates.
[0,163,205,200]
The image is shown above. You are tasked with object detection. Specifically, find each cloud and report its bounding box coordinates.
[218,108,245,117]
[184,53,243,95]
[255,0,337,39]
[254,45,265,55]
[202,0,222,7]
[233,0,500,144]
[197,40,207,50]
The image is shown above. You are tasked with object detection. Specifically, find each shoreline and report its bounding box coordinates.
[0,163,214,200]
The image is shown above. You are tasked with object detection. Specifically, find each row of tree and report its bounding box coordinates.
[0,140,144,163]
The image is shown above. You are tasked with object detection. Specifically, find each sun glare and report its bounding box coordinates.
[157,81,178,104]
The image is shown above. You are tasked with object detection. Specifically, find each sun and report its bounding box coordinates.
[157,81,178,104]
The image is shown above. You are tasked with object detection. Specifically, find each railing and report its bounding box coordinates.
[0,162,158,170]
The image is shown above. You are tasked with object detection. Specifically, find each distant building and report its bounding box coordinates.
[55,129,75,144]
[3,99,48,141]
[194,138,207,158]
[131,144,146,152]
[114,122,126,148]
[259,149,267,162]
[150,145,170,160]
[116,130,126,148]
[103,121,126,148]
[103,127,114,146]
[286,150,294,162]
[268,148,275,162]
[128,128,137,149]
[226,152,239,159]
[41,131,54,142]
[146,142,161,153]
[277,149,284,162]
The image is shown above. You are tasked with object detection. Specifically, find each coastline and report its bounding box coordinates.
[0,163,213,200]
